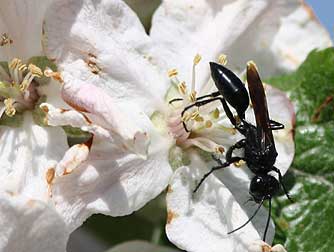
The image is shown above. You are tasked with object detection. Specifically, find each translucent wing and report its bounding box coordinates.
[246,62,274,149]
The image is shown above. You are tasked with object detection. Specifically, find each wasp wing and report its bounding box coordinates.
[246,62,274,149]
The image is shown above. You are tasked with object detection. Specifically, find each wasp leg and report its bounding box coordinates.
[263,198,272,242]
[169,91,221,105]
[181,97,224,132]
[193,156,243,193]
[194,139,246,193]
[269,120,284,130]
[228,198,265,235]
[169,98,184,104]
[273,167,293,202]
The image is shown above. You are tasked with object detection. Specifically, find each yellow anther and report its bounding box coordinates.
[0,33,13,47]
[19,80,29,91]
[215,146,225,154]
[234,160,246,167]
[189,90,197,102]
[44,67,64,83]
[182,112,191,122]
[28,64,43,77]
[211,108,220,119]
[193,54,202,66]
[205,120,213,128]
[190,110,200,120]
[4,98,16,117]
[168,68,178,78]
[18,64,27,72]
[9,58,22,69]
[194,115,204,122]
[218,54,228,65]
[178,81,187,95]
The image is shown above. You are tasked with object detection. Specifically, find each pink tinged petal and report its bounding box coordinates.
[52,132,172,231]
[166,154,274,252]
[0,114,68,201]
[44,0,168,114]
[0,192,68,252]
[41,101,150,158]
[0,0,51,60]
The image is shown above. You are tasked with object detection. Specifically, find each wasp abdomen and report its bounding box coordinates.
[210,62,249,118]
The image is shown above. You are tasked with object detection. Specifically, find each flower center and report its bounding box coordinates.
[0,58,45,119]
[164,54,235,154]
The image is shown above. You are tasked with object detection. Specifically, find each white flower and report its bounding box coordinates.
[42,0,331,251]
[0,0,70,251]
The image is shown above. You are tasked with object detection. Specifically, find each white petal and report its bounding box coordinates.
[0,191,68,252]
[166,153,274,252]
[0,113,68,201]
[150,0,331,84]
[51,129,173,231]
[0,0,51,60]
[44,0,168,114]
[107,240,179,252]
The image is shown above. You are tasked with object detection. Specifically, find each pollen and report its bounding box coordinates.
[4,98,16,117]
[0,33,13,47]
[218,54,228,65]
[28,64,43,78]
[189,90,197,102]
[168,68,178,78]
[44,67,64,83]
[193,54,202,65]
[178,81,187,95]
[234,160,246,167]
[215,146,225,154]
[9,58,23,70]
[211,108,220,119]
[205,120,213,128]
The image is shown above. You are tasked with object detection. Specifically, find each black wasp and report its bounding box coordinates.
[170,61,292,242]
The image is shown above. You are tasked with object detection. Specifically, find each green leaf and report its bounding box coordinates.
[268,48,334,251]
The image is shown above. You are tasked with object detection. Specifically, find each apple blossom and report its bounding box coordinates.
[42,0,331,251]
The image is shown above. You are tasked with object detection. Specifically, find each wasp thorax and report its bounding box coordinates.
[249,174,280,202]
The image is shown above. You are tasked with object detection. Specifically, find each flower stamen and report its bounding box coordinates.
[4,98,16,117]
[0,33,13,47]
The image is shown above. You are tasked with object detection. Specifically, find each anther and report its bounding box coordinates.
[211,108,220,119]
[44,67,64,83]
[215,146,225,154]
[218,54,228,65]
[28,64,43,77]
[168,69,178,78]
[205,120,213,128]
[0,33,13,46]
[189,90,197,102]
[9,58,22,69]
[178,81,187,95]
[4,98,16,117]
[192,54,201,92]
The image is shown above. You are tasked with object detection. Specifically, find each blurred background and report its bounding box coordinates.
[67,1,334,252]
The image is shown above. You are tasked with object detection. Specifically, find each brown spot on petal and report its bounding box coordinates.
[41,105,49,113]
[46,168,55,185]
[27,199,36,208]
[84,135,94,150]
[167,209,178,224]
[262,244,271,252]
[301,0,317,21]
[64,98,89,113]
[167,185,173,194]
